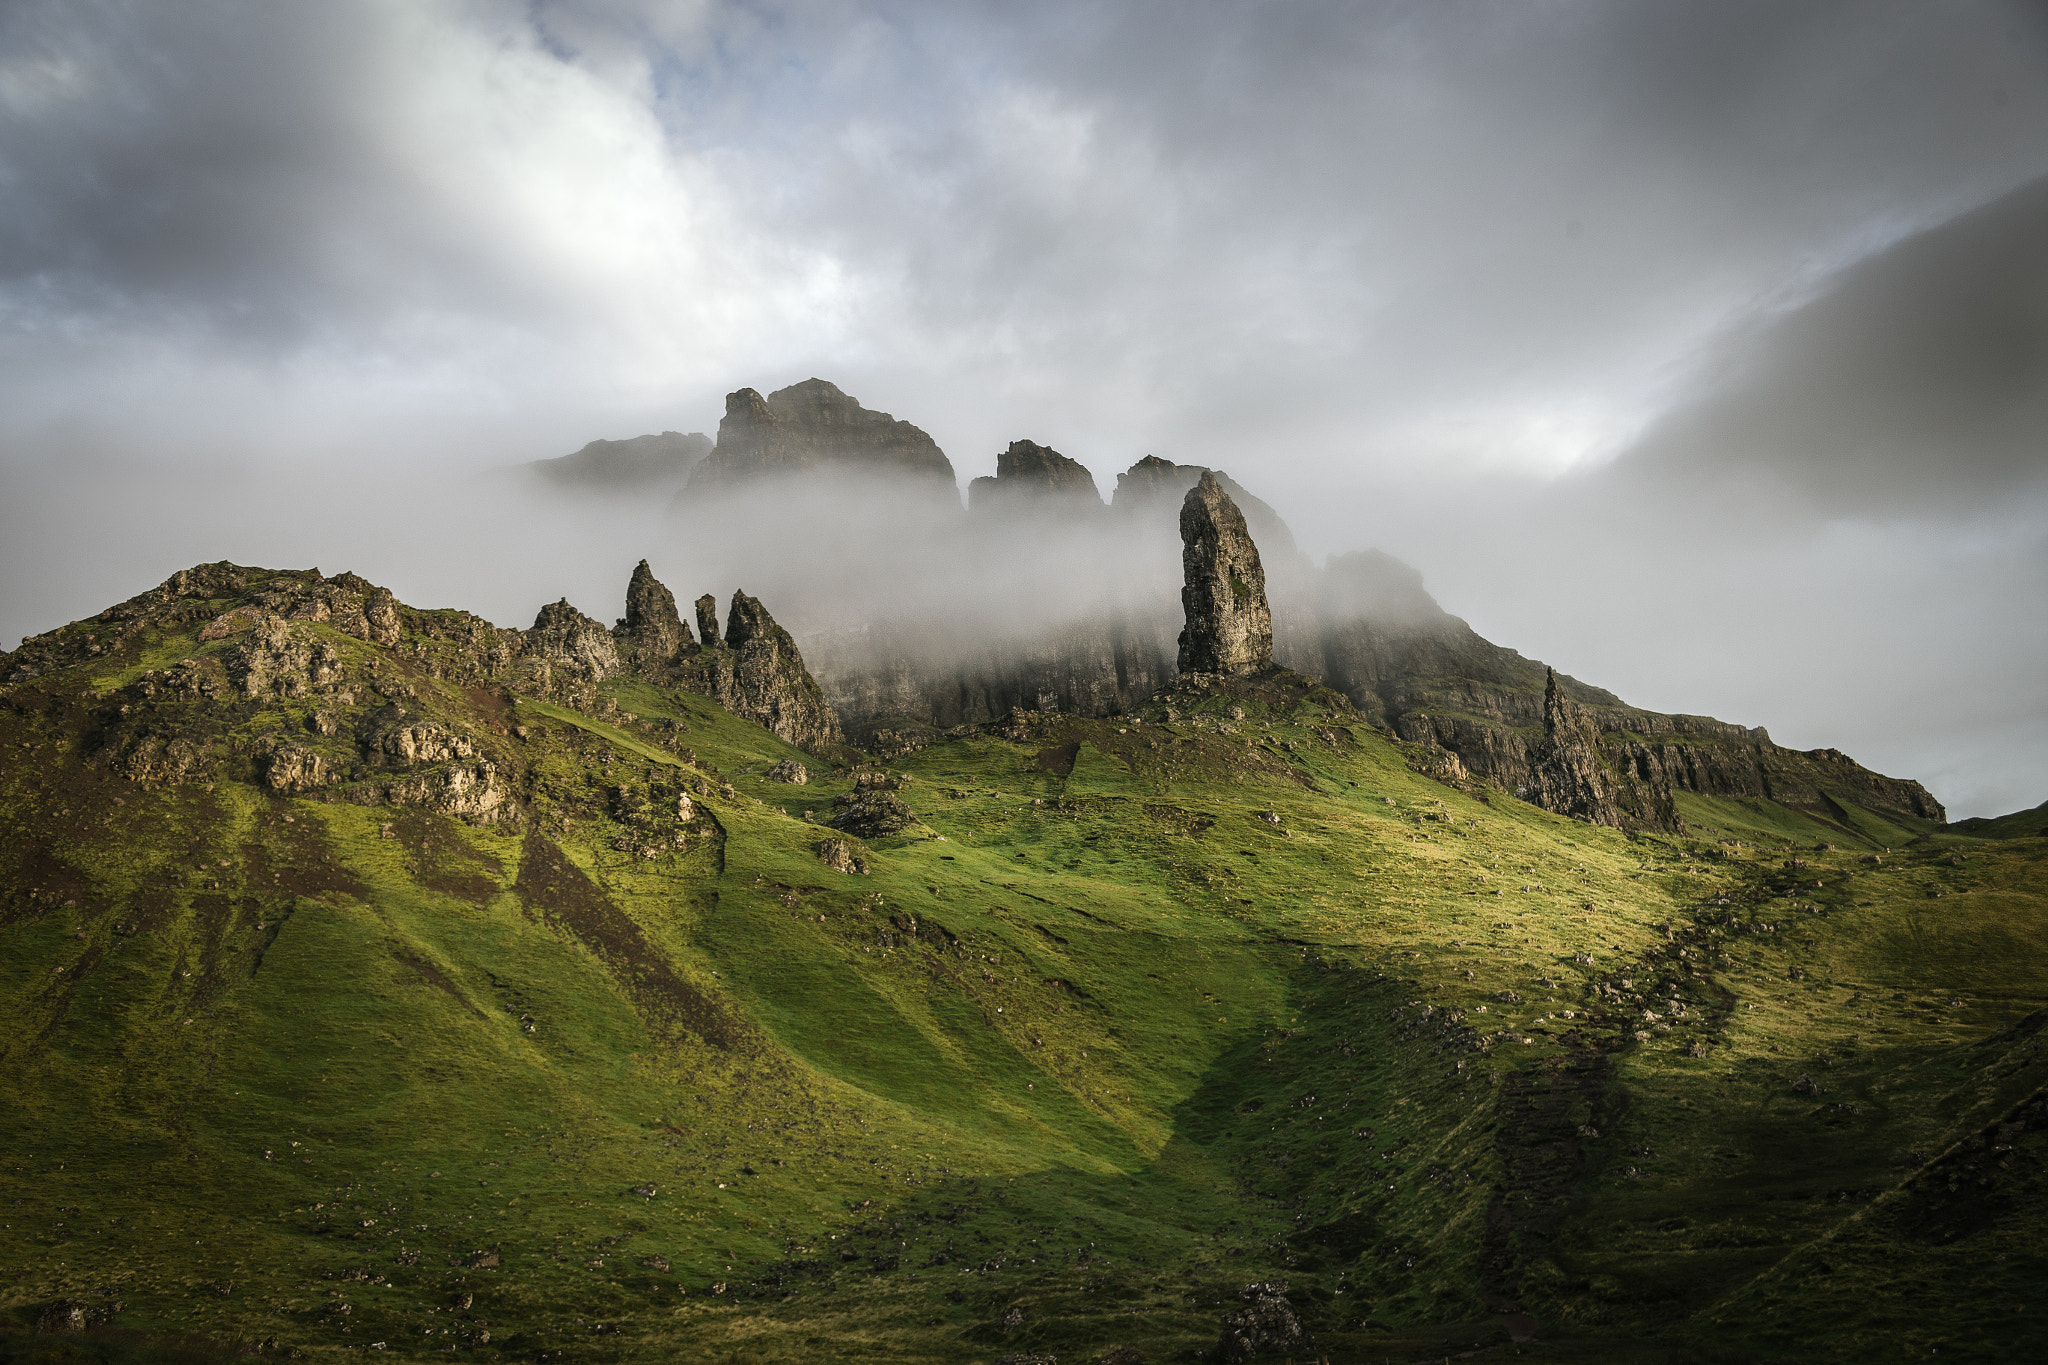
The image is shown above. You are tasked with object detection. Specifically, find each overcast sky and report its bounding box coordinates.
[2,0,2044,817]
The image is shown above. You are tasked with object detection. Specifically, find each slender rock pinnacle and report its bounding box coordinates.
[1177,471,1273,676]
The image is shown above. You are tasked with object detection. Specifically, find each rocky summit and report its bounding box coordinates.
[967,439,1104,513]
[1177,470,1274,676]
[684,378,956,496]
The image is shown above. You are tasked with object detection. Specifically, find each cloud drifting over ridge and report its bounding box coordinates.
[1,0,2046,815]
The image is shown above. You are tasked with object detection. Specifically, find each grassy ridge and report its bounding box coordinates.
[1,613,2044,1363]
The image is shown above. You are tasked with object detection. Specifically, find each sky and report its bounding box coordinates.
[2,0,2045,817]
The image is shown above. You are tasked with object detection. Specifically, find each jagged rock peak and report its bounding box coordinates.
[614,560,692,668]
[527,599,621,683]
[1177,471,1274,677]
[686,379,956,493]
[699,590,842,753]
[694,594,720,649]
[968,439,1103,512]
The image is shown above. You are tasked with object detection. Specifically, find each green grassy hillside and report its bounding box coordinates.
[1,573,2044,1364]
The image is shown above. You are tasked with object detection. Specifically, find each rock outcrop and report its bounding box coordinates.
[694,594,720,649]
[613,560,693,672]
[526,599,622,696]
[1216,1281,1307,1363]
[968,440,1103,512]
[685,380,956,497]
[688,591,842,753]
[1177,471,1274,677]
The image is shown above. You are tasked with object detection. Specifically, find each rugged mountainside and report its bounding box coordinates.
[530,430,712,490]
[543,375,1939,836]
[0,549,2040,1364]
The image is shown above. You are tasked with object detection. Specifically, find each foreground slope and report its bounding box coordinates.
[0,566,2043,1363]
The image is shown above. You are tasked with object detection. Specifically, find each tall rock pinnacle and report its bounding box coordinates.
[614,560,693,670]
[1177,471,1274,676]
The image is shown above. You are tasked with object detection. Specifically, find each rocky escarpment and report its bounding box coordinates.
[968,439,1103,512]
[684,379,956,498]
[1178,472,1274,677]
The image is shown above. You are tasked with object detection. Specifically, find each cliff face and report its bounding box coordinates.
[1177,471,1274,676]
[686,380,956,497]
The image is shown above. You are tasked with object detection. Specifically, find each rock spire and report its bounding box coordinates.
[614,560,692,670]
[1177,471,1273,676]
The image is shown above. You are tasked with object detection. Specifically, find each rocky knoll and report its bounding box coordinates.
[685,379,956,497]
[968,439,1103,512]
[1177,472,1274,677]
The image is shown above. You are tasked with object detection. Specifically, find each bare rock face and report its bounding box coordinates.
[1524,667,1621,825]
[695,594,720,649]
[691,591,843,753]
[614,560,693,671]
[527,599,622,694]
[765,759,808,784]
[687,379,956,496]
[968,439,1103,512]
[1177,472,1273,677]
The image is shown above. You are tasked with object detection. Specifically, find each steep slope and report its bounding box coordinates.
[0,563,2041,1364]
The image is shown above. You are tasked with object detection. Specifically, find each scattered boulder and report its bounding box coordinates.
[766,759,809,784]
[639,1255,671,1272]
[1216,1281,1305,1363]
[815,837,870,875]
[1176,471,1273,677]
[829,790,916,840]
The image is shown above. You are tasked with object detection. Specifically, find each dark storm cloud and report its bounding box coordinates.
[2,0,2046,815]
[1613,173,2048,519]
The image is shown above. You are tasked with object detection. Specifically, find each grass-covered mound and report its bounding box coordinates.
[1,569,2043,1363]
